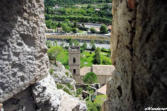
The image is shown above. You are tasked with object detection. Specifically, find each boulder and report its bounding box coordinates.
[33,74,87,111]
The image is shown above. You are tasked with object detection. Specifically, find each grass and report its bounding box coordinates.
[56,48,69,69]
[80,50,111,68]
[100,52,112,65]
[94,95,107,106]
[80,51,95,67]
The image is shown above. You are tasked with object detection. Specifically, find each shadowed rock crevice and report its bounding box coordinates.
[104,0,167,111]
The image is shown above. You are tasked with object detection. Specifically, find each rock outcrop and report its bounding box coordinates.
[3,75,87,111]
[33,74,87,111]
[50,62,76,95]
[0,0,49,102]
[104,0,167,111]
[0,0,86,111]
[51,62,75,86]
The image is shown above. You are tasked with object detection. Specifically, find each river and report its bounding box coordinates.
[48,39,111,49]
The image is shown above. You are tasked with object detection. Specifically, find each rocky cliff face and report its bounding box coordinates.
[50,62,76,96]
[0,0,49,102]
[104,0,167,111]
[3,74,87,111]
[0,0,87,111]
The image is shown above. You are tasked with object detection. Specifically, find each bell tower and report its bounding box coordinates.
[68,46,80,78]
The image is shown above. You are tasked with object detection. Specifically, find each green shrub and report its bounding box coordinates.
[100,24,108,34]
[102,57,111,65]
[46,40,53,48]
[57,84,63,89]
[47,46,64,61]
[72,28,78,33]
[91,44,96,51]
[86,95,107,111]
[49,68,54,75]
[81,42,87,50]
[65,72,69,76]
[66,83,74,90]
[90,27,96,33]
[76,88,83,96]
[63,87,72,95]
[83,72,98,84]
[86,101,98,111]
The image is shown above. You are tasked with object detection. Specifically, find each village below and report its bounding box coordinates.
[45,0,113,110]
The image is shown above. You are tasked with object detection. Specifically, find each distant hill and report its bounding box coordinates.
[45,0,112,6]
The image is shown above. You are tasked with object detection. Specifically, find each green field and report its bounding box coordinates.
[80,50,111,68]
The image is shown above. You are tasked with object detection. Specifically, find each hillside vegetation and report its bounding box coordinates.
[44,0,112,30]
[45,0,112,6]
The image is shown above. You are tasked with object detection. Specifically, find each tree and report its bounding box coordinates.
[74,40,80,46]
[72,28,78,33]
[82,42,87,50]
[46,40,53,48]
[91,44,96,51]
[47,46,63,62]
[57,22,61,27]
[90,40,96,51]
[83,72,97,84]
[73,22,77,28]
[90,27,96,33]
[93,48,101,64]
[67,38,74,46]
[62,23,71,33]
[100,24,108,34]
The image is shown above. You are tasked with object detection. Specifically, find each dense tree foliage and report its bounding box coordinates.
[93,48,101,64]
[45,0,112,6]
[62,23,71,33]
[100,24,108,34]
[83,72,98,84]
[45,0,112,29]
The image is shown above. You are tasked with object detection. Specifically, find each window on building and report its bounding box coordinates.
[73,57,76,63]
[73,69,76,74]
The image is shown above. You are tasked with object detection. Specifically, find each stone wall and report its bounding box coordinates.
[0,0,49,102]
[104,0,167,111]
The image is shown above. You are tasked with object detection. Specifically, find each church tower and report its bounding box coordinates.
[68,46,80,78]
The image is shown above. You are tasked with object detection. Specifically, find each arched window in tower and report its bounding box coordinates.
[73,57,76,63]
[73,69,76,74]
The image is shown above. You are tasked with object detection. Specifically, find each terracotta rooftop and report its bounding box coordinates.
[92,65,115,76]
[97,85,107,95]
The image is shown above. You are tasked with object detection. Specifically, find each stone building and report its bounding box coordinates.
[68,46,81,81]
[80,65,115,85]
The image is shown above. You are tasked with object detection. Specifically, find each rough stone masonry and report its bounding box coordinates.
[103,0,167,111]
[0,0,49,102]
